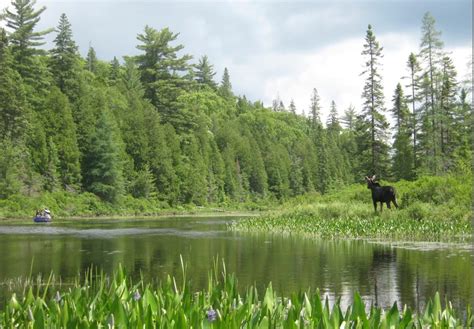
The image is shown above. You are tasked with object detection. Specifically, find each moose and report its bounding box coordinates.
[365,175,398,212]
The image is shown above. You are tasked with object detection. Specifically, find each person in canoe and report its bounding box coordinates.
[34,207,52,222]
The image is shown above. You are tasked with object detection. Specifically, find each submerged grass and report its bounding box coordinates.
[230,176,472,241]
[0,261,472,328]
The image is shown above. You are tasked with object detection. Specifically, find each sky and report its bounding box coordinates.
[0,0,472,119]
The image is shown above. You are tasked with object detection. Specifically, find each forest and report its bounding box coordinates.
[0,0,472,214]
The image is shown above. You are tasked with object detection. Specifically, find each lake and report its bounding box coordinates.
[0,216,472,313]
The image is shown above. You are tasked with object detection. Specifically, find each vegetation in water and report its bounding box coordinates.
[0,0,471,215]
[230,175,472,241]
[0,262,472,328]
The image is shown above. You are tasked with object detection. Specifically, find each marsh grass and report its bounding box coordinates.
[230,176,472,241]
[0,260,472,328]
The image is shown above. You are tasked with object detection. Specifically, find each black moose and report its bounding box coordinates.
[365,175,399,212]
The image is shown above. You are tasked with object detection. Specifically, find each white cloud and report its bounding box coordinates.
[252,33,471,122]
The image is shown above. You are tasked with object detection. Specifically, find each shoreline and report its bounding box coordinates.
[0,209,259,223]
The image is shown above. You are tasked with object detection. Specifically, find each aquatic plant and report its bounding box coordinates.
[230,175,472,241]
[0,262,471,328]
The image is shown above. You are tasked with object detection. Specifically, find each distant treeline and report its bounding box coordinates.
[0,0,471,206]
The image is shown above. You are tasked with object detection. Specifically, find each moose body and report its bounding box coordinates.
[365,176,398,212]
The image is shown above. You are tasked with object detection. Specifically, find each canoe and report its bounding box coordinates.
[33,215,52,223]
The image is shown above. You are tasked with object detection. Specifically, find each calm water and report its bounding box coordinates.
[0,216,472,313]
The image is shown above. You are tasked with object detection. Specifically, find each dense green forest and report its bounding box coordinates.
[0,0,471,211]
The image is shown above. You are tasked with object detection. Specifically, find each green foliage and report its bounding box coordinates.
[360,24,390,177]
[0,1,471,212]
[231,175,472,241]
[0,264,471,328]
[82,109,125,203]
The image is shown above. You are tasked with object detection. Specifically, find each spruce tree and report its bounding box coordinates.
[327,100,341,133]
[309,88,322,129]
[360,24,389,177]
[341,104,356,131]
[218,67,233,98]
[42,88,81,188]
[391,83,413,180]
[419,12,444,174]
[289,99,297,115]
[86,46,98,73]
[82,109,125,203]
[438,55,458,169]
[406,53,422,172]
[109,56,121,83]
[50,13,80,95]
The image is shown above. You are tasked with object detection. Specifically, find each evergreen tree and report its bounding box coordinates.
[327,100,341,133]
[42,88,81,188]
[438,55,458,169]
[419,12,444,174]
[289,99,297,115]
[360,24,390,177]
[0,139,23,197]
[341,104,356,131]
[195,55,217,89]
[1,0,52,78]
[0,28,27,142]
[309,88,322,129]
[86,46,98,73]
[50,13,80,96]
[391,83,413,180]
[82,108,125,203]
[135,26,192,120]
[405,53,422,172]
[109,56,121,83]
[218,67,233,98]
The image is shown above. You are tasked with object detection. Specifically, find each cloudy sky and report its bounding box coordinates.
[0,0,471,119]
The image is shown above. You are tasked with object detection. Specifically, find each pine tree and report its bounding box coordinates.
[218,67,233,98]
[391,83,413,180]
[1,0,53,78]
[419,12,444,174]
[405,53,422,172]
[195,55,217,89]
[360,24,389,177]
[50,13,80,95]
[135,26,192,120]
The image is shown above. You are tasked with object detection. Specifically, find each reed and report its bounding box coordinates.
[0,261,472,328]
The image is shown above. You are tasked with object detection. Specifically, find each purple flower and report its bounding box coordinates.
[133,290,141,301]
[206,309,217,322]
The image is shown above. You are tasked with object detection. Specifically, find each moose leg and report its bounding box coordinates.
[386,201,391,209]
[379,202,383,212]
[373,201,377,212]
[392,198,399,209]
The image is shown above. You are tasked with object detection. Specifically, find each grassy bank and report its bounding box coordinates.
[1,263,471,328]
[230,176,473,241]
[0,191,269,220]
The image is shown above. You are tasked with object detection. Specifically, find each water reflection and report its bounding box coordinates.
[0,217,472,313]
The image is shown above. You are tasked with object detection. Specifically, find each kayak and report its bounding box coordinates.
[33,215,52,223]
